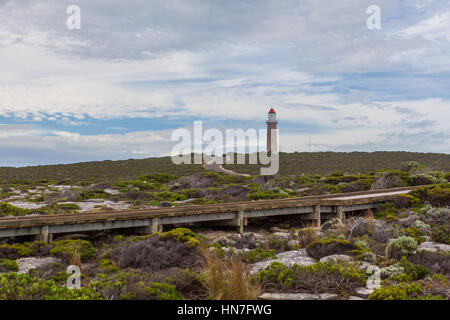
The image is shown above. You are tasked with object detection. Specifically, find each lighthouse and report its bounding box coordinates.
[266,107,278,153]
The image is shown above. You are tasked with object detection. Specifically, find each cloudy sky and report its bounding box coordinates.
[0,0,449,166]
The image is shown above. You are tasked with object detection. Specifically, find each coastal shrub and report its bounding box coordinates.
[407,251,450,275]
[111,237,201,271]
[0,259,19,272]
[0,202,31,217]
[431,223,450,245]
[305,238,359,260]
[0,241,48,259]
[257,261,366,294]
[387,236,418,257]
[411,183,450,206]
[391,194,420,208]
[50,239,96,262]
[240,248,277,263]
[369,283,424,300]
[160,228,203,247]
[144,282,183,300]
[0,272,101,300]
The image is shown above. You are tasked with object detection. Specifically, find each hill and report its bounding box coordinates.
[0,151,449,183]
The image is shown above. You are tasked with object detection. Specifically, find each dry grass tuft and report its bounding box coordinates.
[69,249,81,267]
[200,248,260,300]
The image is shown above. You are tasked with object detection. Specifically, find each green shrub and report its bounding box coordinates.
[0,259,19,272]
[0,272,101,300]
[399,257,429,281]
[50,239,96,261]
[0,241,46,257]
[257,261,366,293]
[159,228,203,248]
[388,236,418,257]
[305,238,359,260]
[412,183,450,206]
[369,282,423,300]
[0,202,32,217]
[246,190,290,200]
[240,248,277,263]
[98,259,120,274]
[144,282,183,300]
[431,223,450,245]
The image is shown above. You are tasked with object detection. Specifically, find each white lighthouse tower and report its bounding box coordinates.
[266,107,278,153]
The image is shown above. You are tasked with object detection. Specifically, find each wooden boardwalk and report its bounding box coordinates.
[0,186,420,242]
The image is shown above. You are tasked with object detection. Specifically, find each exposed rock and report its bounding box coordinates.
[270,226,289,233]
[354,287,374,299]
[250,249,316,274]
[319,254,353,263]
[272,232,291,240]
[418,241,450,253]
[214,232,267,249]
[6,201,46,209]
[348,296,364,300]
[17,257,60,274]
[259,293,337,300]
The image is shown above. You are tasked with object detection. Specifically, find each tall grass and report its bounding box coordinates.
[200,249,260,300]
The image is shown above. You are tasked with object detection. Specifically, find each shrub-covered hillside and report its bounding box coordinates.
[0,151,449,183]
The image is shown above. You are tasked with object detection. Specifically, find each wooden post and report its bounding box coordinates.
[237,211,244,234]
[314,205,321,228]
[40,225,49,244]
[337,205,344,220]
[151,218,159,233]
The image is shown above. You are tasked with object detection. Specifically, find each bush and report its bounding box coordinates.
[111,237,201,271]
[240,248,277,263]
[388,236,418,257]
[257,261,366,294]
[398,257,429,281]
[407,251,450,274]
[369,283,423,300]
[160,228,203,248]
[0,241,48,259]
[145,282,183,300]
[0,273,101,300]
[0,259,19,272]
[391,194,420,208]
[50,239,96,262]
[305,238,359,260]
[0,202,32,217]
[412,183,450,206]
[431,223,450,245]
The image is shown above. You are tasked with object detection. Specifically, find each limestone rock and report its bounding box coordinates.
[319,254,353,263]
[250,249,316,274]
[259,292,337,300]
[418,241,450,253]
[17,257,59,274]
[355,287,374,299]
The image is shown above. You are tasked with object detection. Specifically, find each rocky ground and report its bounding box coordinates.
[0,163,449,300]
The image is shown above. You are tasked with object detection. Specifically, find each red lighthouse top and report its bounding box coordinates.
[268,108,276,114]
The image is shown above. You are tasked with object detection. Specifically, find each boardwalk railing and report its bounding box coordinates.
[0,186,421,242]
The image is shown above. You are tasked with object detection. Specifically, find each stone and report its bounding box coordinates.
[319,254,353,263]
[250,249,316,274]
[418,241,450,253]
[17,257,59,274]
[355,287,374,299]
[259,293,337,300]
[272,232,291,240]
[270,226,289,233]
[348,296,364,300]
